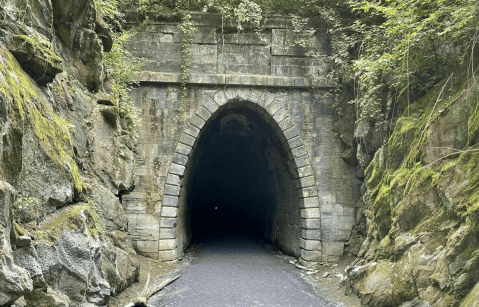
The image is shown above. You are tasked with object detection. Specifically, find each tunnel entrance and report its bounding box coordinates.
[176,102,302,258]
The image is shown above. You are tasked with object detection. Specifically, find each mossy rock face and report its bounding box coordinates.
[460,280,479,307]
[7,34,63,85]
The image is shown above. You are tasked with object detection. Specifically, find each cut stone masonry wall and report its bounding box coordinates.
[123,13,359,263]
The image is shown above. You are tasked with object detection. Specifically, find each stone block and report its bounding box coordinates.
[129,214,159,241]
[169,163,185,176]
[159,227,177,239]
[163,195,179,207]
[302,218,321,229]
[235,87,252,102]
[302,229,321,240]
[299,176,315,189]
[287,136,303,150]
[180,133,196,147]
[161,207,178,218]
[203,98,219,114]
[190,114,206,129]
[300,197,319,208]
[266,102,281,117]
[164,185,180,197]
[172,153,188,166]
[212,90,228,106]
[300,239,321,251]
[224,88,238,101]
[196,106,212,122]
[259,94,274,110]
[278,116,294,132]
[223,32,270,45]
[160,217,177,228]
[249,90,265,106]
[301,208,320,219]
[184,123,200,138]
[300,249,322,262]
[159,239,177,251]
[166,174,181,186]
[273,108,287,124]
[283,127,300,142]
[292,146,307,158]
[297,165,313,178]
[298,186,318,199]
[176,143,192,157]
[158,250,177,262]
[125,201,147,214]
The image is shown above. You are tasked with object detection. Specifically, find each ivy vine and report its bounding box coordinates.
[177,13,197,111]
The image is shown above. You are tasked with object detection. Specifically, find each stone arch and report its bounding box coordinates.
[159,88,322,265]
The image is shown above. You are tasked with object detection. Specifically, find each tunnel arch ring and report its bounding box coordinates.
[161,88,322,265]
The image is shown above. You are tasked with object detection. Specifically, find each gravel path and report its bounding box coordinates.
[149,235,336,307]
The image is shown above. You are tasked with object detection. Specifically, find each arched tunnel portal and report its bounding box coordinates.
[183,104,300,254]
[160,95,322,264]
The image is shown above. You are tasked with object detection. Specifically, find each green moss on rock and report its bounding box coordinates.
[0,46,84,193]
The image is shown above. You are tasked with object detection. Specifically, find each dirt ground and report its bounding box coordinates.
[109,250,360,307]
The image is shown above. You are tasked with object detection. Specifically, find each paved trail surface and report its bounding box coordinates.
[149,235,335,307]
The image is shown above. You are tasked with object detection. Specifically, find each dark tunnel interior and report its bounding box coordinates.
[178,104,301,254]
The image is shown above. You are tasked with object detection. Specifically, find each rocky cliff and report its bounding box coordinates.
[0,0,139,306]
[338,65,479,306]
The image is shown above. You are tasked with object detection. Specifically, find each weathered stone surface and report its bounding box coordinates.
[0,181,33,306]
[52,0,113,91]
[7,34,63,85]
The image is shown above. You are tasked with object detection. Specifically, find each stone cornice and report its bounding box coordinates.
[133,72,334,89]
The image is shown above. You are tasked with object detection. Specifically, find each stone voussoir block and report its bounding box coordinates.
[283,127,300,142]
[166,174,181,186]
[301,208,321,219]
[287,136,303,150]
[203,97,220,114]
[300,197,319,208]
[184,123,200,137]
[235,87,252,102]
[161,206,178,218]
[163,195,179,207]
[164,184,180,197]
[172,153,188,166]
[176,143,193,157]
[196,105,212,122]
[299,186,318,198]
[212,90,228,106]
[299,175,316,189]
[160,217,177,228]
[292,146,307,158]
[278,116,294,132]
[180,133,196,147]
[224,88,238,101]
[266,101,281,117]
[169,163,185,176]
[272,108,287,124]
[190,114,206,129]
[297,165,314,178]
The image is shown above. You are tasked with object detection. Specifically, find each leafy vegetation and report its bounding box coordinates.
[95,0,144,139]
